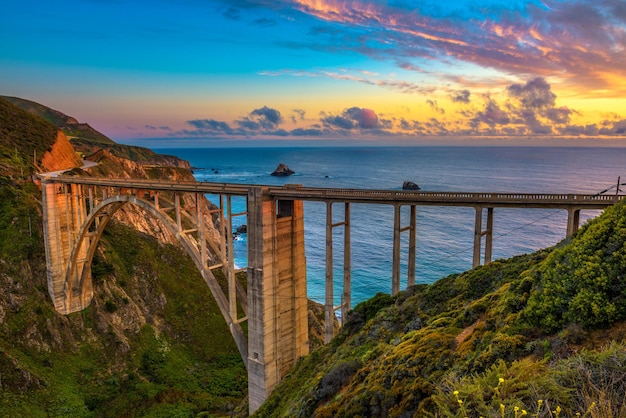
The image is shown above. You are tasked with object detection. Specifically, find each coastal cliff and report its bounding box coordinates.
[0,97,248,416]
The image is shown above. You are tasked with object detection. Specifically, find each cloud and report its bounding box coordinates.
[291,108,306,123]
[399,118,423,132]
[179,105,386,138]
[559,124,599,136]
[346,107,379,129]
[599,119,626,135]
[233,105,283,131]
[235,119,261,130]
[458,77,601,136]
[545,107,573,124]
[280,0,626,97]
[451,89,471,104]
[252,17,276,27]
[426,99,445,114]
[290,127,325,136]
[507,78,556,110]
[471,99,511,127]
[259,68,436,95]
[186,119,236,135]
[172,81,622,139]
[322,107,379,130]
[250,105,283,128]
[322,114,355,130]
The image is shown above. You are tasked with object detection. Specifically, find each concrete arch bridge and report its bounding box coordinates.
[40,176,622,413]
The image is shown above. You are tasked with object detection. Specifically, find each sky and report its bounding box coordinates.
[1,0,626,146]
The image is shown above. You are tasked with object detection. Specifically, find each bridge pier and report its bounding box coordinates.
[324,202,352,340]
[566,207,581,237]
[392,205,417,295]
[473,207,494,268]
[247,187,309,413]
[42,181,93,314]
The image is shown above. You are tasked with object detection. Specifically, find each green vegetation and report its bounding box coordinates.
[0,96,57,178]
[523,203,626,331]
[254,202,626,417]
[2,95,115,145]
[2,96,183,165]
[0,204,247,417]
[0,97,247,416]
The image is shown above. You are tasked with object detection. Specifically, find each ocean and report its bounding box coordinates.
[154,146,626,308]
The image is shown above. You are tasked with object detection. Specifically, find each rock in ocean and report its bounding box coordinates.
[271,163,295,176]
[402,180,421,190]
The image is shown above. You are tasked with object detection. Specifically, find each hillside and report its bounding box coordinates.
[253,203,626,417]
[0,97,250,416]
[2,96,187,168]
[1,95,115,146]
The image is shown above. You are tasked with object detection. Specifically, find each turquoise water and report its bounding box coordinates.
[155,146,626,307]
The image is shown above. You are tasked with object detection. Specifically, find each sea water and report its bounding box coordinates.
[154,146,626,307]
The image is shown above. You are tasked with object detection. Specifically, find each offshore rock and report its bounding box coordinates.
[271,163,295,176]
[402,180,421,190]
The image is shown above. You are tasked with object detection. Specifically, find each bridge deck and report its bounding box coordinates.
[47,176,621,209]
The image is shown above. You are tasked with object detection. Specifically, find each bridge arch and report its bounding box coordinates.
[65,194,248,366]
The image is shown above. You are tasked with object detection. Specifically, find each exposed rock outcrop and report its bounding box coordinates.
[402,180,421,190]
[39,131,83,172]
[82,149,222,249]
[271,163,295,176]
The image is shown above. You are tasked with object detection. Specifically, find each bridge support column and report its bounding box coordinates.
[484,207,494,264]
[247,187,308,414]
[473,207,494,268]
[566,207,580,237]
[392,205,417,294]
[342,202,351,326]
[325,201,334,343]
[324,202,352,335]
[42,180,92,314]
[408,205,417,287]
[392,205,401,295]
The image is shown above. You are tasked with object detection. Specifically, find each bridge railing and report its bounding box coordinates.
[45,176,624,206]
[268,186,623,205]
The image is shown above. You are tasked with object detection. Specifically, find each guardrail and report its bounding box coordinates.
[45,176,624,208]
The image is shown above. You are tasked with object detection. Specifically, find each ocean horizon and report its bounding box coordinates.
[153,145,626,308]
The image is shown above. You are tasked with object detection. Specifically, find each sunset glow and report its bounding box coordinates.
[1,0,625,145]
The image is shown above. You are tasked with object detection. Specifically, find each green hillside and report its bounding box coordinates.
[253,203,626,417]
[0,97,58,179]
[0,98,247,416]
[3,96,187,166]
[2,95,115,145]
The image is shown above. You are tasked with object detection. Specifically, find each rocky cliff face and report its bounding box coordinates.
[1,96,251,415]
[39,130,83,172]
[82,148,222,248]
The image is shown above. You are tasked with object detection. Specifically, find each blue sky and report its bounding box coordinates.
[1,0,626,146]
